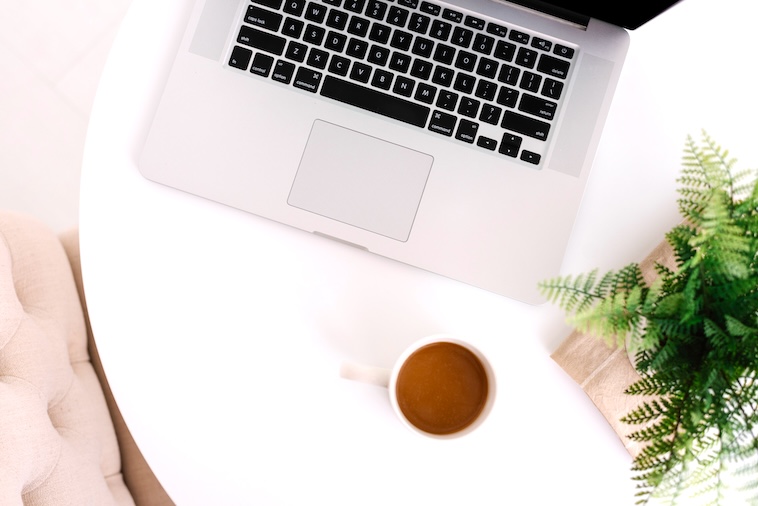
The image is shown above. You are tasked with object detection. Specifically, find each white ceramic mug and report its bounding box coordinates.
[340,335,496,439]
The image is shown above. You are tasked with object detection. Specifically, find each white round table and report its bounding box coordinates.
[79,0,758,504]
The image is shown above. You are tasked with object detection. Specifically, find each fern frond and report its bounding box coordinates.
[665,225,699,276]
[622,397,677,426]
[626,375,677,396]
[537,269,600,314]
[569,285,645,346]
[627,416,680,443]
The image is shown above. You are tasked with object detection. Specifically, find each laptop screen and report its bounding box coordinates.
[511,0,683,30]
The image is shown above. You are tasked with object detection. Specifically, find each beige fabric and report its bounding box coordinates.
[551,239,678,456]
[0,211,172,505]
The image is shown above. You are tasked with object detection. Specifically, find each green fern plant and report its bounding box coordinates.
[539,133,758,505]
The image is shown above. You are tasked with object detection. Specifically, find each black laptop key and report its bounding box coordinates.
[537,54,571,79]
[251,53,275,76]
[519,94,557,120]
[455,119,478,143]
[474,79,497,101]
[476,57,497,79]
[479,103,501,124]
[496,87,518,108]
[515,47,538,69]
[369,23,392,43]
[282,17,305,38]
[420,1,440,16]
[389,51,412,72]
[432,44,455,65]
[502,111,550,140]
[347,16,370,37]
[393,76,415,97]
[229,46,252,70]
[486,22,507,38]
[477,136,497,151]
[387,6,410,27]
[498,64,519,86]
[414,82,436,103]
[272,60,296,83]
[442,8,463,23]
[521,150,541,164]
[294,67,323,92]
[372,69,394,89]
[451,27,473,48]
[247,6,283,31]
[346,38,369,59]
[326,9,349,30]
[320,76,431,127]
[509,30,529,45]
[238,26,286,56]
[519,71,541,92]
[411,37,434,58]
[531,37,552,52]
[431,65,454,87]
[303,24,326,45]
[367,44,391,65]
[390,30,413,51]
[285,41,308,62]
[464,16,485,30]
[554,44,575,59]
[325,31,348,52]
[494,41,516,62]
[453,72,475,94]
[344,0,366,13]
[408,13,431,34]
[283,0,306,16]
[350,62,373,82]
[454,50,477,72]
[306,48,329,69]
[410,59,433,80]
[304,2,328,23]
[435,90,458,110]
[472,34,495,55]
[366,1,388,20]
[542,78,564,100]
[430,20,452,41]
[499,133,521,157]
[329,55,351,75]
[428,110,456,136]
[457,96,479,118]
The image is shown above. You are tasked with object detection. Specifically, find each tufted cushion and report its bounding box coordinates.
[0,211,137,505]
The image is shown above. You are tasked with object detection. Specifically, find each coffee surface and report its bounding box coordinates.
[395,342,489,435]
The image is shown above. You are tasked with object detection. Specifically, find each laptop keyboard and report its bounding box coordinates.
[227,0,576,167]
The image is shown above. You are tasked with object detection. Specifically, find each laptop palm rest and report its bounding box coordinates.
[288,120,433,242]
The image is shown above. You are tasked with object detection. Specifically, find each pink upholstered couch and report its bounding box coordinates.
[0,211,173,505]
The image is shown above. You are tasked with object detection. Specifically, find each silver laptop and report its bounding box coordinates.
[139,0,680,303]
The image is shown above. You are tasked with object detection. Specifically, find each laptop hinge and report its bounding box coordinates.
[494,0,590,30]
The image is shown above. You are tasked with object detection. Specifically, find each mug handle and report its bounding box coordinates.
[340,361,391,388]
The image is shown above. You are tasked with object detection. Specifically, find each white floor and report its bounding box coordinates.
[0,0,133,233]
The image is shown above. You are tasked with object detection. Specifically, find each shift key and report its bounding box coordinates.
[237,25,286,56]
[502,111,550,141]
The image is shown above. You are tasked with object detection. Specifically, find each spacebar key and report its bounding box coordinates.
[320,76,430,128]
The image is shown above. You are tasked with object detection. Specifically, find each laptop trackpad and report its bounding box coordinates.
[288,120,433,242]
